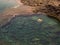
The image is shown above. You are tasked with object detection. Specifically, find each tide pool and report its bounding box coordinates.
[0,14,60,45]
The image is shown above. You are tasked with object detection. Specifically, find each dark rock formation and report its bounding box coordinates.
[21,0,60,21]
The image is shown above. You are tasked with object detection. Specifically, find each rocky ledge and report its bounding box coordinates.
[21,0,60,21]
[0,0,60,27]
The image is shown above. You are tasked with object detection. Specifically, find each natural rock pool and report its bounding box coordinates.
[0,14,60,45]
[0,0,60,45]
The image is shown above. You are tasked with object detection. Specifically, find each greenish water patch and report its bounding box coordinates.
[0,14,60,45]
[0,0,18,13]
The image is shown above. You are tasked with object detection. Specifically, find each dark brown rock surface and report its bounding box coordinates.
[21,0,60,21]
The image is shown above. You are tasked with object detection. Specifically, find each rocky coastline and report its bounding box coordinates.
[0,0,60,27]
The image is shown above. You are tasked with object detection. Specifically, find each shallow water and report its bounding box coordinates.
[0,0,18,12]
[0,0,60,45]
[0,14,60,45]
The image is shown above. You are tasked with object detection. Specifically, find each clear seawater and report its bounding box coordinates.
[0,0,17,12]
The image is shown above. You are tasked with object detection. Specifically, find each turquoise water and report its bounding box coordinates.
[0,0,17,12]
[0,14,60,45]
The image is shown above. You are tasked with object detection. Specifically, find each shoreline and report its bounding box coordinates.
[0,13,46,28]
